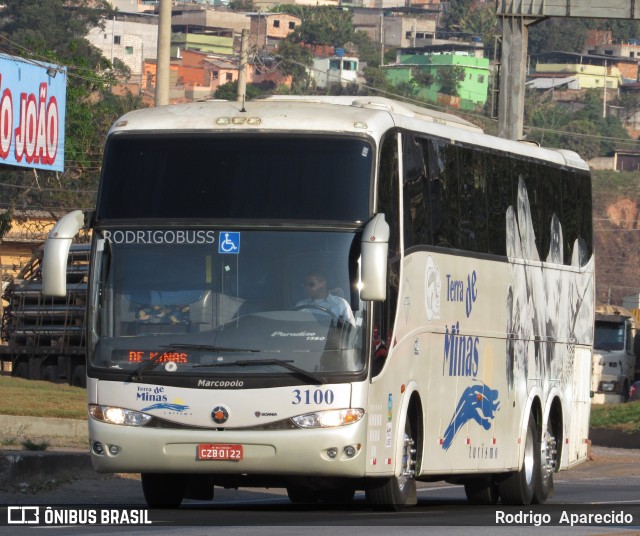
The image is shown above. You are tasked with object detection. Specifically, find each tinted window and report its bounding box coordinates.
[97,135,373,222]
[400,132,592,264]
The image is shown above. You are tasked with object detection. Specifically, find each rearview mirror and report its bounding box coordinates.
[42,210,84,297]
[360,213,389,301]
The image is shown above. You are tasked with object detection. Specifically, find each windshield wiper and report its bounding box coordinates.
[130,343,260,382]
[161,343,260,353]
[194,359,325,385]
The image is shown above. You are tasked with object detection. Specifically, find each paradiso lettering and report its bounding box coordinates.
[0,77,59,166]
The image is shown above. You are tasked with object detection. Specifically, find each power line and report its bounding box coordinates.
[0,181,97,194]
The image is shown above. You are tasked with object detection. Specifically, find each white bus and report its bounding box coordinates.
[42,96,594,510]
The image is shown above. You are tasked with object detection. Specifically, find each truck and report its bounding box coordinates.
[591,305,640,403]
[0,243,89,386]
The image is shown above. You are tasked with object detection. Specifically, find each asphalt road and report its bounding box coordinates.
[1,446,639,535]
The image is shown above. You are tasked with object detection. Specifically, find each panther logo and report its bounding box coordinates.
[442,384,500,451]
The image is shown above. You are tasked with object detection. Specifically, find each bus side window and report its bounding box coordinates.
[402,134,429,249]
[372,132,400,377]
[426,140,456,248]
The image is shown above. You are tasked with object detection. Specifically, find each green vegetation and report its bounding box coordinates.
[0,376,86,420]
[590,402,640,433]
[592,170,640,199]
[21,438,50,451]
[0,0,145,214]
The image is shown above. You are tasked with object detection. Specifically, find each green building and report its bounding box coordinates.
[171,32,234,57]
[385,53,491,110]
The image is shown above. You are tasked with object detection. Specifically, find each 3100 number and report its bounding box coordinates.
[292,388,335,405]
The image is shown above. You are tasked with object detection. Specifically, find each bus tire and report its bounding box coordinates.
[13,361,28,379]
[141,473,186,508]
[286,486,321,504]
[319,486,355,504]
[71,365,86,388]
[43,365,58,382]
[622,380,630,403]
[366,417,417,511]
[533,419,557,504]
[464,477,499,504]
[499,412,539,505]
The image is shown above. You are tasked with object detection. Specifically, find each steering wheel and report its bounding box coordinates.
[293,303,340,322]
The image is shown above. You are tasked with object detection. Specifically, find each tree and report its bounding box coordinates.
[289,7,353,48]
[361,66,395,96]
[528,18,593,56]
[274,6,383,93]
[274,39,314,94]
[0,211,11,240]
[444,0,474,32]
[412,68,435,88]
[0,0,147,214]
[229,0,254,11]
[457,2,499,58]
[560,120,601,160]
[214,81,263,101]
[436,65,466,97]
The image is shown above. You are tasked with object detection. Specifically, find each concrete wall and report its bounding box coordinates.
[87,18,158,82]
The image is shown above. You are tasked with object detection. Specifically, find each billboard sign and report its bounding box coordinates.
[0,53,67,172]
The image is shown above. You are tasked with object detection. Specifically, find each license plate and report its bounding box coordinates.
[197,444,243,461]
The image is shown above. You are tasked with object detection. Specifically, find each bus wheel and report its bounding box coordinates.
[71,365,86,388]
[464,477,499,504]
[366,418,417,511]
[286,486,321,504]
[141,473,186,508]
[533,420,557,504]
[319,487,356,504]
[622,380,630,403]
[43,365,58,382]
[13,361,28,379]
[498,412,539,505]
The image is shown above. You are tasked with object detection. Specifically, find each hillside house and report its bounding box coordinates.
[86,12,158,86]
[351,9,437,48]
[311,54,360,89]
[529,52,633,90]
[385,47,490,109]
[249,13,301,51]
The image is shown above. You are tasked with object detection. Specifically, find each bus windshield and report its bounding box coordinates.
[96,134,372,222]
[90,230,365,379]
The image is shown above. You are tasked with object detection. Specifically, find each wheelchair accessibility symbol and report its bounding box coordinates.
[219,232,240,254]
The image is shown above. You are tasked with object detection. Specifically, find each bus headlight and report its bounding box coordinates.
[89,404,153,426]
[291,408,364,428]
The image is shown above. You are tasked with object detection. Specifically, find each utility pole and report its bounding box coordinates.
[380,11,385,66]
[603,60,607,119]
[237,29,249,106]
[155,0,171,107]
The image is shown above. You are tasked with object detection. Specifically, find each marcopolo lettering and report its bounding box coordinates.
[198,379,244,388]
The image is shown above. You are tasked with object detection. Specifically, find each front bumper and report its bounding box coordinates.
[88,416,368,477]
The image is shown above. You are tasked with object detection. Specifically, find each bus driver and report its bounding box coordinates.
[296,271,355,326]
